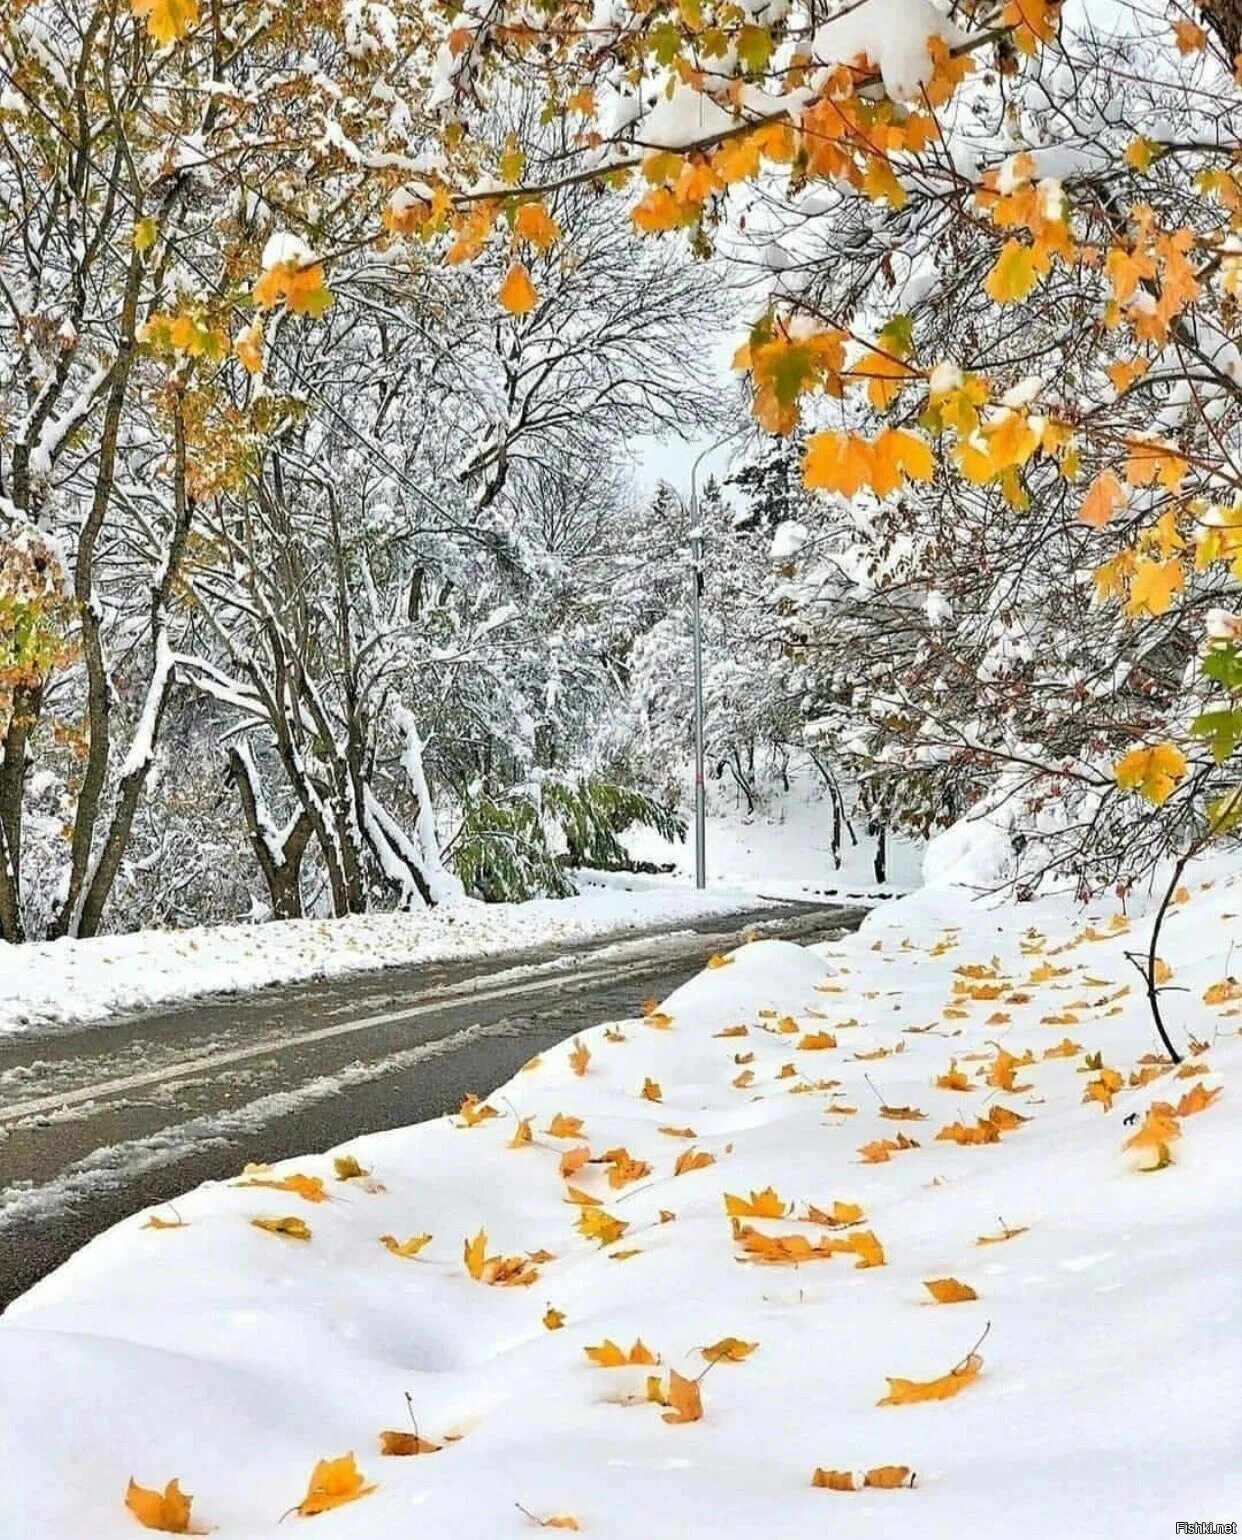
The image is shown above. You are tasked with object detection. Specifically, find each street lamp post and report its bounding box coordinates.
[688,516,706,890]
[687,426,745,890]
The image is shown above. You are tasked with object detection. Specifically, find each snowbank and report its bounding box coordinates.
[1,860,1239,1537]
[0,883,765,1036]
[623,755,923,901]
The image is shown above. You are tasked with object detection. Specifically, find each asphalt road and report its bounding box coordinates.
[0,901,865,1310]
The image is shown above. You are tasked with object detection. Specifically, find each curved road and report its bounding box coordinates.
[0,901,864,1309]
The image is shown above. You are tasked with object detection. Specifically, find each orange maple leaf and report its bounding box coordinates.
[125,1478,198,1533]
[234,1172,327,1203]
[723,1186,787,1218]
[923,1277,978,1304]
[131,0,199,46]
[380,1233,432,1259]
[498,262,537,314]
[701,1336,757,1363]
[585,1338,657,1367]
[296,1454,375,1517]
[378,1430,440,1456]
[250,1215,311,1241]
[660,1368,703,1424]
[879,1351,983,1405]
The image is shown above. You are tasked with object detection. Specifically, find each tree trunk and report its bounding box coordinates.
[1200,0,1242,55]
[227,744,313,919]
[71,393,193,938]
[51,246,145,938]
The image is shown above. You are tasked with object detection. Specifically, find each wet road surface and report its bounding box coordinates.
[0,902,865,1309]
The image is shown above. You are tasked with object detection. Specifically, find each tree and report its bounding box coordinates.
[9,0,1242,938]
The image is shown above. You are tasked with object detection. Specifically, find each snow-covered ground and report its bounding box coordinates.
[0,758,914,1037]
[0,882,766,1037]
[623,758,924,900]
[2,840,1238,1537]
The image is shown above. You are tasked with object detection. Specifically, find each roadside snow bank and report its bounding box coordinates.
[0,882,765,1036]
[1,862,1239,1538]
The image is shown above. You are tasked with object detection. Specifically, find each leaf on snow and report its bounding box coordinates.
[576,1208,628,1247]
[457,1094,500,1127]
[234,1172,327,1203]
[125,1478,197,1533]
[584,1338,658,1367]
[701,1337,757,1363]
[723,1187,788,1218]
[878,1351,983,1406]
[977,1223,1028,1245]
[250,1215,311,1241]
[660,1368,703,1424]
[378,1430,440,1456]
[463,1229,539,1286]
[802,1200,864,1227]
[380,1233,432,1258]
[296,1453,375,1517]
[923,1277,978,1304]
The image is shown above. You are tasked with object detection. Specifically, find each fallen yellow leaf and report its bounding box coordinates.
[250,1215,311,1241]
[296,1453,375,1517]
[380,1233,432,1258]
[878,1351,982,1406]
[923,1277,978,1304]
[125,1478,196,1533]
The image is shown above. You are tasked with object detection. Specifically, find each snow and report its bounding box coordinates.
[0,883,766,1037]
[118,631,175,779]
[260,232,314,270]
[640,82,739,150]
[622,758,923,902]
[812,0,965,102]
[2,847,1239,1537]
[769,519,808,560]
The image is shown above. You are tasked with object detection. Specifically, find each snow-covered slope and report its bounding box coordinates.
[1,863,1239,1537]
[623,755,924,900]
